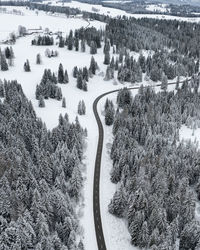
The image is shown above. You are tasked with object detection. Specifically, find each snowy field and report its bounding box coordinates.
[146,4,170,13]
[43,0,200,23]
[0,6,105,41]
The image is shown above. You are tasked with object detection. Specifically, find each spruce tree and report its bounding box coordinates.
[89,56,97,75]
[81,40,86,52]
[5,47,11,59]
[83,67,89,82]
[81,100,86,115]
[74,37,79,51]
[90,41,97,55]
[161,74,168,91]
[58,36,65,48]
[73,66,79,78]
[55,87,62,100]
[24,59,30,72]
[68,30,73,50]
[38,95,45,107]
[82,80,88,92]
[0,51,8,71]
[64,70,69,84]
[36,54,42,65]
[58,63,64,83]
[77,74,83,90]
[104,51,110,65]
[0,81,4,97]
[62,97,66,108]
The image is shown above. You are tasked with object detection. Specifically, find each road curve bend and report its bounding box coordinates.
[92,79,190,250]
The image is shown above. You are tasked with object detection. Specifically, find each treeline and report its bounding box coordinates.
[135,18,200,58]
[32,35,54,46]
[58,27,103,55]
[35,68,65,100]
[0,47,14,71]
[0,80,86,249]
[108,76,200,249]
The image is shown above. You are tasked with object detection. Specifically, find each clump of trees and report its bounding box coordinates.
[35,69,62,100]
[58,63,69,84]
[45,49,58,58]
[73,66,90,91]
[104,98,115,125]
[60,27,102,54]
[32,35,54,46]
[78,100,86,115]
[4,46,14,66]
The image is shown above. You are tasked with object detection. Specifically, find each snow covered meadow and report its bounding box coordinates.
[44,0,200,23]
[0,6,105,41]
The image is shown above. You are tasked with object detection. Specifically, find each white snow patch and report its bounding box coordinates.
[0,6,105,41]
[146,4,170,13]
[179,125,200,147]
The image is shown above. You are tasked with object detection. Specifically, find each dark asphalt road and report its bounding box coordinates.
[92,78,190,250]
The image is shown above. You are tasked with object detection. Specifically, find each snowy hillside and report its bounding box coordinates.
[42,0,200,22]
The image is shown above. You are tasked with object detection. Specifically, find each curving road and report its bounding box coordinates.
[92,79,190,250]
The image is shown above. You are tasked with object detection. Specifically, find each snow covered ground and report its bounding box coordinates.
[179,125,200,146]
[0,6,105,41]
[146,4,170,13]
[43,0,200,23]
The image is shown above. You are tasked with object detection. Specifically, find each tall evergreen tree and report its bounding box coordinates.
[58,63,64,83]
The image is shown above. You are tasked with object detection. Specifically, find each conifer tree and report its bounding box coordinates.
[5,47,11,59]
[83,67,89,82]
[55,87,62,100]
[58,36,65,48]
[81,39,86,52]
[38,95,45,107]
[62,97,66,108]
[90,41,97,55]
[58,63,64,83]
[68,30,73,50]
[82,80,88,92]
[89,56,97,75]
[24,59,30,72]
[74,37,79,51]
[161,74,168,91]
[0,81,4,97]
[64,70,69,84]
[73,66,79,78]
[104,51,110,65]
[36,54,42,65]
[0,50,8,71]
[77,74,83,90]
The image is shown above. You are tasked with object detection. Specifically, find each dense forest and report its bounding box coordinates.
[0,80,86,249]
[108,76,200,249]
